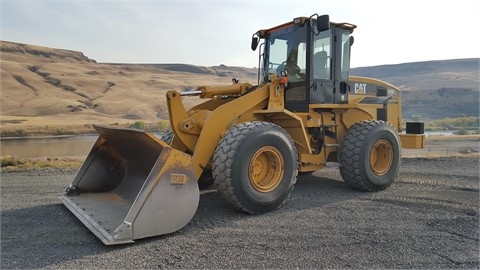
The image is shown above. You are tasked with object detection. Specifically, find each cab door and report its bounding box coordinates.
[310,29,334,104]
[310,27,352,104]
[333,28,353,104]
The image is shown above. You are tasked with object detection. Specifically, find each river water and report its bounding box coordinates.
[1,135,98,158]
[0,131,457,158]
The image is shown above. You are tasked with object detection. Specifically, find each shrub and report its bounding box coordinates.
[130,121,146,130]
[44,77,61,86]
[156,120,170,131]
[12,129,27,137]
[62,85,77,91]
[453,129,469,135]
[1,156,17,167]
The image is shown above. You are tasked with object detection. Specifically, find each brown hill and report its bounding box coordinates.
[0,41,257,133]
[1,41,478,136]
[351,59,479,120]
[1,41,96,64]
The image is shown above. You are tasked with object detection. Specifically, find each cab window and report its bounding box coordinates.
[313,31,331,80]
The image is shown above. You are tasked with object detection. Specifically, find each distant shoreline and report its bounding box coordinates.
[1,134,478,172]
[0,122,166,138]
[0,122,477,139]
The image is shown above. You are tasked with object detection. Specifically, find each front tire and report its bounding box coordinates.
[160,128,213,190]
[338,120,401,191]
[213,121,298,214]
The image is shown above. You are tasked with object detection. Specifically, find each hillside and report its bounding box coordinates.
[0,41,257,133]
[351,59,479,119]
[1,41,478,135]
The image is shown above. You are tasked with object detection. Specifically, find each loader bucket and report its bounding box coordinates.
[60,125,199,245]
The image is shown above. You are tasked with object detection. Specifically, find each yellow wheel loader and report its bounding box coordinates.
[61,14,425,245]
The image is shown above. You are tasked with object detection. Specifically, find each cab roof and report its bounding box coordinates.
[256,16,357,38]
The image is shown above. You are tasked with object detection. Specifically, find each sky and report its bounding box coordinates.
[1,0,479,68]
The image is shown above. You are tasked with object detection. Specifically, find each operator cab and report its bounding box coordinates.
[252,14,356,112]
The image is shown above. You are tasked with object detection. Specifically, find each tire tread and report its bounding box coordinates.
[338,120,400,191]
[213,121,297,214]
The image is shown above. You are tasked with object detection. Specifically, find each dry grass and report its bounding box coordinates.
[2,135,477,171]
[0,155,84,171]
[402,135,480,158]
[402,151,480,159]
[1,41,257,135]
[0,119,170,137]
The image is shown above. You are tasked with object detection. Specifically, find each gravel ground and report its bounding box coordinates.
[1,157,479,269]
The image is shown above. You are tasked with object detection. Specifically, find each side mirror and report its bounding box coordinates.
[349,36,354,46]
[317,15,330,32]
[251,37,259,51]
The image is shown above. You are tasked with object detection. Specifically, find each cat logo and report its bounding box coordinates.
[354,83,367,94]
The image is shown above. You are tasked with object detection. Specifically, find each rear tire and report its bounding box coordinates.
[213,121,298,214]
[338,120,401,191]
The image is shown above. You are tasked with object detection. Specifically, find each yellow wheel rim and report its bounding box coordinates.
[369,139,393,176]
[249,146,284,192]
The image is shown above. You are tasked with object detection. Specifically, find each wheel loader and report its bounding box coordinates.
[61,14,425,245]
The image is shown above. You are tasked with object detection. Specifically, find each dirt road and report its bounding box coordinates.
[1,157,479,269]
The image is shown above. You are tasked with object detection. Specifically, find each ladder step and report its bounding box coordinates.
[321,124,338,128]
[324,129,337,138]
[324,144,339,147]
